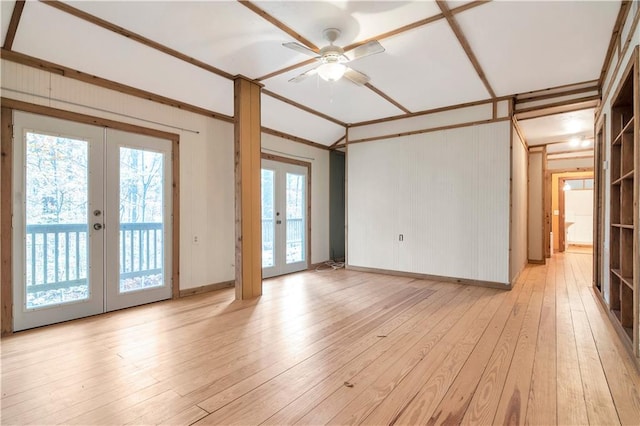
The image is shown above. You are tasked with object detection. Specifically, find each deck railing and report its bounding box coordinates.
[25,222,163,295]
[261,218,304,246]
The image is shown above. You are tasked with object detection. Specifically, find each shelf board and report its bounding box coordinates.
[611,269,634,290]
[622,116,635,134]
[621,170,635,181]
[612,176,623,185]
[611,223,635,229]
[614,116,635,142]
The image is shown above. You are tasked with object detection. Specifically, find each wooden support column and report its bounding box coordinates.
[1,107,13,335]
[234,76,262,300]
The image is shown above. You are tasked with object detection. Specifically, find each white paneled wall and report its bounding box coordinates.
[511,128,528,280]
[348,120,511,285]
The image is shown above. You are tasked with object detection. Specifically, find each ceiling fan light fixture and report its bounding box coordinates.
[318,62,346,82]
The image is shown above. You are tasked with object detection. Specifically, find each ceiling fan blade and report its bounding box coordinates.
[345,40,385,61]
[288,67,319,83]
[343,67,370,86]
[282,42,318,58]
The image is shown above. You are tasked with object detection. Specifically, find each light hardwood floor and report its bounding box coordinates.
[2,253,640,425]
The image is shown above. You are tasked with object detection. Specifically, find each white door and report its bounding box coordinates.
[104,129,172,312]
[12,112,172,331]
[261,159,308,278]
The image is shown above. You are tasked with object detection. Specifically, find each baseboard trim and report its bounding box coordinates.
[528,259,546,265]
[179,280,235,297]
[345,265,511,290]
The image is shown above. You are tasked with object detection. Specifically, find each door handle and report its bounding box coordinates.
[93,223,103,231]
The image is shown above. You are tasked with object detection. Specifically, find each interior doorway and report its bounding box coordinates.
[329,150,345,261]
[554,173,594,254]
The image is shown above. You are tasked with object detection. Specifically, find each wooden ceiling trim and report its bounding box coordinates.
[515,85,600,104]
[238,1,319,51]
[2,98,180,140]
[329,136,345,150]
[547,148,594,156]
[262,89,346,127]
[516,91,600,114]
[3,1,26,50]
[528,137,594,148]
[547,155,594,162]
[598,1,633,87]
[349,117,510,144]
[262,127,329,151]
[349,95,510,128]
[364,83,411,114]
[516,101,600,121]
[1,49,235,123]
[342,1,490,53]
[515,79,599,100]
[436,0,496,99]
[41,0,235,81]
[601,11,640,106]
[515,95,601,115]
[258,1,491,82]
[257,58,316,82]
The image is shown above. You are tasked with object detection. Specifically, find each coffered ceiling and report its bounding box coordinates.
[0,1,623,146]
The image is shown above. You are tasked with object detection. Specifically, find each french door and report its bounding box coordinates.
[261,158,309,278]
[12,112,172,331]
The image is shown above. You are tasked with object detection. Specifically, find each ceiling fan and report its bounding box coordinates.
[283,28,385,86]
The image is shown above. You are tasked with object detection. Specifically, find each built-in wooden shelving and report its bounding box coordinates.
[608,52,637,351]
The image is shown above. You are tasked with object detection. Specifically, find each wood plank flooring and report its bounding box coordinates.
[2,253,639,425]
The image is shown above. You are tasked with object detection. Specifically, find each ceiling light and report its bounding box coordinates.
[563,182,572,191]
[570,137,580,147]
[581,139,591,147]
[317,62,346,82]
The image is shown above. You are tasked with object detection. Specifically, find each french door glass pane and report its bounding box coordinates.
[25,132,89,308]
[261,169,275,268]
[119,147,165,293]
[286,173,305,264]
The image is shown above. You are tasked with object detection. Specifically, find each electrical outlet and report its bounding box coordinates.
[193,235,199,244]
